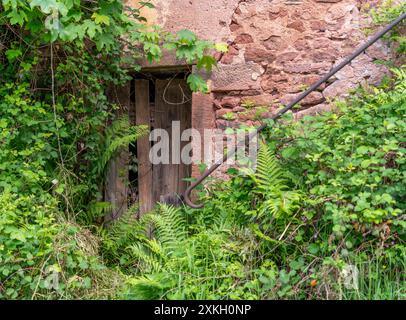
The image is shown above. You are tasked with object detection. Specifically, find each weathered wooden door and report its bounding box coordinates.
[135,78,192,214]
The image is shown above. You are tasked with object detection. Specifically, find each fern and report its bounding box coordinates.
[128,242,163,273]
[124,275,170,300]
[102,204,188,274]
[93,115,148,179]
[100,203,146,268]
[141,204,188,246]
[127,205,187,270]
[250,142,301,219]
[252,142,285,194]
[117,205,191,298]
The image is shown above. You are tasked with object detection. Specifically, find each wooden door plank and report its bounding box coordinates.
[135,80,153,215]
[152,80,164,204]
[178,81,192,193]
[154,79,192,201]
[156,79,177,199]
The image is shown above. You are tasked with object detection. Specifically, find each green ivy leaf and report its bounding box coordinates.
[308,243,319,255]
[197,55,217,72]
[176,29,196,44]
[64,0,79,10]
[144,42,161,63]
[30,0,58,14]
[82,19,101,38]
[5,49,22,62]
[92,13,111,26]
[59,24,81,41]
[7,10,26,26]
[95,32,115,51]
[187,74,208,93]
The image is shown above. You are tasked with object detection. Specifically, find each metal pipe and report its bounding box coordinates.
[183,11,406,209]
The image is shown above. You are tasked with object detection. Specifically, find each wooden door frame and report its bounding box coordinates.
[105,67,216,219]
[134,74,193,215]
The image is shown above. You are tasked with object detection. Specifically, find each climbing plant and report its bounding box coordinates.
[0,0,225,213]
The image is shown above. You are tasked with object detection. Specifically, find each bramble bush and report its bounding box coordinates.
[0,192,123,299]
[0,193,57,299]
[261,67,406,298]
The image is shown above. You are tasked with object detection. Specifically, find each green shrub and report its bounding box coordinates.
[0,84,57,194]
[258,66,406,298]
[370,0,406,57]
[0,192,124,299]
[267,67,406,236]
[0,193,57,299]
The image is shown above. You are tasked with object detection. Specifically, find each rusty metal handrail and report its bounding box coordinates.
[182,11,406,209]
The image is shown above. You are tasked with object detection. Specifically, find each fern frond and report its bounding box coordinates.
[106,203,142,239]
[262,190,302,218]
[252,142,285,194]
[250,142,302,219]
[100,203,147,262]
[141,204,187,247]
[125,275,168,300]
[128,242,162,273]
[94,115,148,178]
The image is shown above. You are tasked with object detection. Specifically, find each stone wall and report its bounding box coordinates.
[128,0,390,129]
[211,0,390,127]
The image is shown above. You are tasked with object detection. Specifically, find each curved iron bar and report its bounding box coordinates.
[183,11,406,209]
